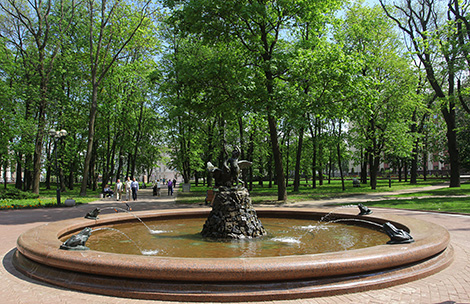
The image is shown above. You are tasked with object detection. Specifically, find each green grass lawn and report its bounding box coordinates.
[176,178,448,205]
[4,178,468,214]
[387,181,470,197]
[360,181,470,213]
[0,184,101,210]
[359,197,470,213]
[177,178,470,214]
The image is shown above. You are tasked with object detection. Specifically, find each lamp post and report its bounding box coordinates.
[49,129,67,206]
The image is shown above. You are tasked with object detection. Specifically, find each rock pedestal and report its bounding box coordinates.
[201,188,266,239]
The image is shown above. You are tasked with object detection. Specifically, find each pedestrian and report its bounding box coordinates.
[173,178,176,189]
[103,184,114,198]
[125,177,132,201]
[131,178,139,201]
[114,179,123,201]
[167,179,173,196]
[156,179,161,196]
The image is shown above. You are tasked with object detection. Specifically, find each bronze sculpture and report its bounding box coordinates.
[383,222,414,244]
[207,147,252,189]
[60,227,93,250]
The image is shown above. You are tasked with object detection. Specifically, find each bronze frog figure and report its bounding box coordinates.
[60,227,93,250]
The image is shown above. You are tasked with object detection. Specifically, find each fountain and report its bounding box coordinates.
[202,148,266,239]
[12,206,453,301]
[12,148,453,301]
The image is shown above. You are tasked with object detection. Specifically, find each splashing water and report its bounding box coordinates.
[299,224,329,231]
[91,227,145,253]
[99,206,161,235]
[319,205,357,222]
[149,230,167,235]
[328,218,383,228]
[271,237,302,244]
[141,249,160,256]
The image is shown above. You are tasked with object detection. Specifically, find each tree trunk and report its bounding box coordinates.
[115,150,124,182]
[369,153,379,190]
[361,149,368,184]
[328,149,332,184]
[443,108,461,187]
[247,129,255,191]
[3,160,8,190]
[80,84,98,196]
[404,161,408,183]
[308,117,317,189]
[24,154,32,191]
[32,102,46,194]
[45,161,51,190]
[258,156,264,187]
[398,162,402,182]
[410,142,418,184]
[336,121,345,191]
[268,152,273,188]
[293,126,304,192]
[68,160,75,190]
[268,115,286,201]
[90,141,98,191]
[15,153,22,190]
[284,131,290,188]
[206,119,216,187]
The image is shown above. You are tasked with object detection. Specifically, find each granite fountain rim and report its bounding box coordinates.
[15,207,451,283]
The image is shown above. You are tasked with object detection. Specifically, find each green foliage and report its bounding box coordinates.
[0,188,39,200]
[1,0,468,201]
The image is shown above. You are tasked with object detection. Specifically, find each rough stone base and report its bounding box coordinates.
[201,188,266,239]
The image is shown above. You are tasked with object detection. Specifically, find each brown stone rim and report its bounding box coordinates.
[13,208,453,301]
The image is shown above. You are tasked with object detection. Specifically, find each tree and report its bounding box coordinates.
[379,0,463,187]
[0,0,78,194]
[0,38,16,189]
[79,0,157,196]
[337,4,418,189]
[167,0,342,201]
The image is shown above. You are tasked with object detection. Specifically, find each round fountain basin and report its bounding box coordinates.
[83,217,389,257]
[13,208,453,302]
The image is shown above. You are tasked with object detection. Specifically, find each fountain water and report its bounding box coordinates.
[89,227,146,252]
[86,205,166,235]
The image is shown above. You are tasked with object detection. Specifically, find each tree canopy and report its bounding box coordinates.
[1,0,468,198]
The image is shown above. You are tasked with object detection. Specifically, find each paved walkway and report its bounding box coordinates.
[1,185,470,304]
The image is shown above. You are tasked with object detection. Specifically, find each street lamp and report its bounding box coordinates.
[49,129,67,205]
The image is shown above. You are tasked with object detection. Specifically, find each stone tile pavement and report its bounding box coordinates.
[1,185,469,304]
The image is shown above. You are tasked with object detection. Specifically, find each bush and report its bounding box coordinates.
[0,188,40,200]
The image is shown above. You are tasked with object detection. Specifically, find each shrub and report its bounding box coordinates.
[0,188,40,200]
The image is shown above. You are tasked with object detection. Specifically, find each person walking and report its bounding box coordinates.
[131,178,139,201]
[125,177,132,201]
[167,179,173,196]
[114,179,123,201]
[156,179,161,196]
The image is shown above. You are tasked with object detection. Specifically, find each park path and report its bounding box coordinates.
[1,183,469,304]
